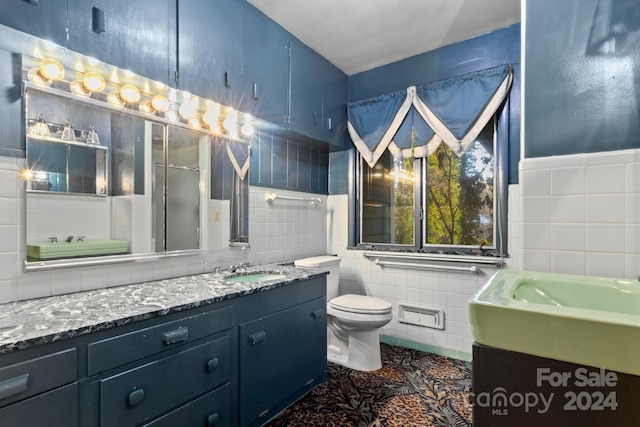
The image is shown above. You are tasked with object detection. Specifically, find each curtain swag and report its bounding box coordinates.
[347,64,513,167]
[226,140,250,180]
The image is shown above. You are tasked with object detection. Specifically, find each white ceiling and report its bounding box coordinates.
[248,0,521,76]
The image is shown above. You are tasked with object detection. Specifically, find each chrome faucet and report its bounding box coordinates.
[229,262,250,273]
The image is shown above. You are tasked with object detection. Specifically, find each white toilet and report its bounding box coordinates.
[294,255,392,371]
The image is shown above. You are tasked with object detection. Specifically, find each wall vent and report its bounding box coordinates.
[397,304,445,330]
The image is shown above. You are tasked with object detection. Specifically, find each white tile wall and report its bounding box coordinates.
[326,194,498,356]
[0,153,328,303]
[519,148,640,279]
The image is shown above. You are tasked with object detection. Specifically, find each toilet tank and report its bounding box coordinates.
[294,255,341,299]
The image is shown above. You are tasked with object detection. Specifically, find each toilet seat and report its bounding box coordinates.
[329,294,392,315]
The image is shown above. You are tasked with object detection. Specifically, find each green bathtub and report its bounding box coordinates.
[27,239,130,260]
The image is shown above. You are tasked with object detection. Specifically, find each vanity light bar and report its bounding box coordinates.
[26,55,253,142]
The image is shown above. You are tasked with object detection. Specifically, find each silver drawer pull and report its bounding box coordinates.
[0,373,29,400]
[248,330,266,345]
[162,327,189,345]
[128,388,145,407]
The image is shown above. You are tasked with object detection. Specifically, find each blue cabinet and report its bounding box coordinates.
[241,4,290,128]
[0,0,69,47]
[290,39,348,148]
[237,276,327,427]
[66,0,176,85]
[178,0,244,108]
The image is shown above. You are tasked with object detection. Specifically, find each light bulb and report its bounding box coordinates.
[139,100,154,114]
[188,117,202,128]
[70,79,91,98]
[107,91,126,107]
[151,95,169,112]
[119,84,140,103]
[82,71,106,92]
[39,58,65,81]
[27,68,52,87]
[241,123,255,137]
[165,110,180,122]
[202,109,219,127]
[179,100,197,119]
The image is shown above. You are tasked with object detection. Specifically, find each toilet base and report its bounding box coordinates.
[328,328,383,371]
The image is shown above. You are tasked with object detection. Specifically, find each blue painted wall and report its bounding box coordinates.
[525,0,640,158]
[329,24,521,194]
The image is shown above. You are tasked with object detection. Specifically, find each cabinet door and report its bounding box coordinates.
[289,39,324,140]
[241,4,290,128]
[321,64,348,149]
[66,0,175,85]
[0,0,68,47]
[239,298,327,426]
[178,0,243,107]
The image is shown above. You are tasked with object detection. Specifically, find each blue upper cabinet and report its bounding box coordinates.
[66,0,176,85]
[240,4,290,128]
[321,62,348,149]
[178,0,243,108]
[290,39,348,148]
[0,0,69,48]
[289,39,324,141]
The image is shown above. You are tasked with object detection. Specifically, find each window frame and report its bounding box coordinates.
[351,103,509,257]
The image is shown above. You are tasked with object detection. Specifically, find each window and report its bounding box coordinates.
[357,118,506,254]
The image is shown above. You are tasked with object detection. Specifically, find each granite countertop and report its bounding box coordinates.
[0,264,325,354]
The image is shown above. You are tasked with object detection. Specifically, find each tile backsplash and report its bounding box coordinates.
[518,148,640,279]
[0,154,327,303]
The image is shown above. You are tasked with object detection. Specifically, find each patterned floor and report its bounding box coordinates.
[266,343,472,427]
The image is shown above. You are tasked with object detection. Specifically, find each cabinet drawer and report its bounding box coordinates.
[88,305,234,375]
[143,383,232,427]
[0,382,78,427]
[100,335,231,427]
[0,348,77,407]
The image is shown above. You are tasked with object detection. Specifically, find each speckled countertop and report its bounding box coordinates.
[0,264,325,354]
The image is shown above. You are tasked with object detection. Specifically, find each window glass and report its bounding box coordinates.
[425,124,494,246]
[357,118,499,252]
[361,151,415,245]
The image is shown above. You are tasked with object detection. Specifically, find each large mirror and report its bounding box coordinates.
[24,84,250,266]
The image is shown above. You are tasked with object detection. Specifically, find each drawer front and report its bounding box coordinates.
[88,305,234,375]
[0,348,77,407]
[100,335,231,427]
[143,383,232,427]
[0,382,78,427]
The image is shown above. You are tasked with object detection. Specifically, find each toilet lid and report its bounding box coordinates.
[329,294,392,314]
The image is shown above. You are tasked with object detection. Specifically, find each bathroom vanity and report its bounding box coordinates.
[0,265,327,427]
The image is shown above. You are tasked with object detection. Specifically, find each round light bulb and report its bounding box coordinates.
[241,123,255,137]
[151,95,169,112]
[107,91,126,107]
[70,79,91,98]
[202,108,220,127]
[179,100,197,119]
[119,84,140,103]
[188,117,201,128]
[27,68,52,87]
[139,100,154,114]
[39,58,65,81]
[165,110,179,122]
[82,71,106,92]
